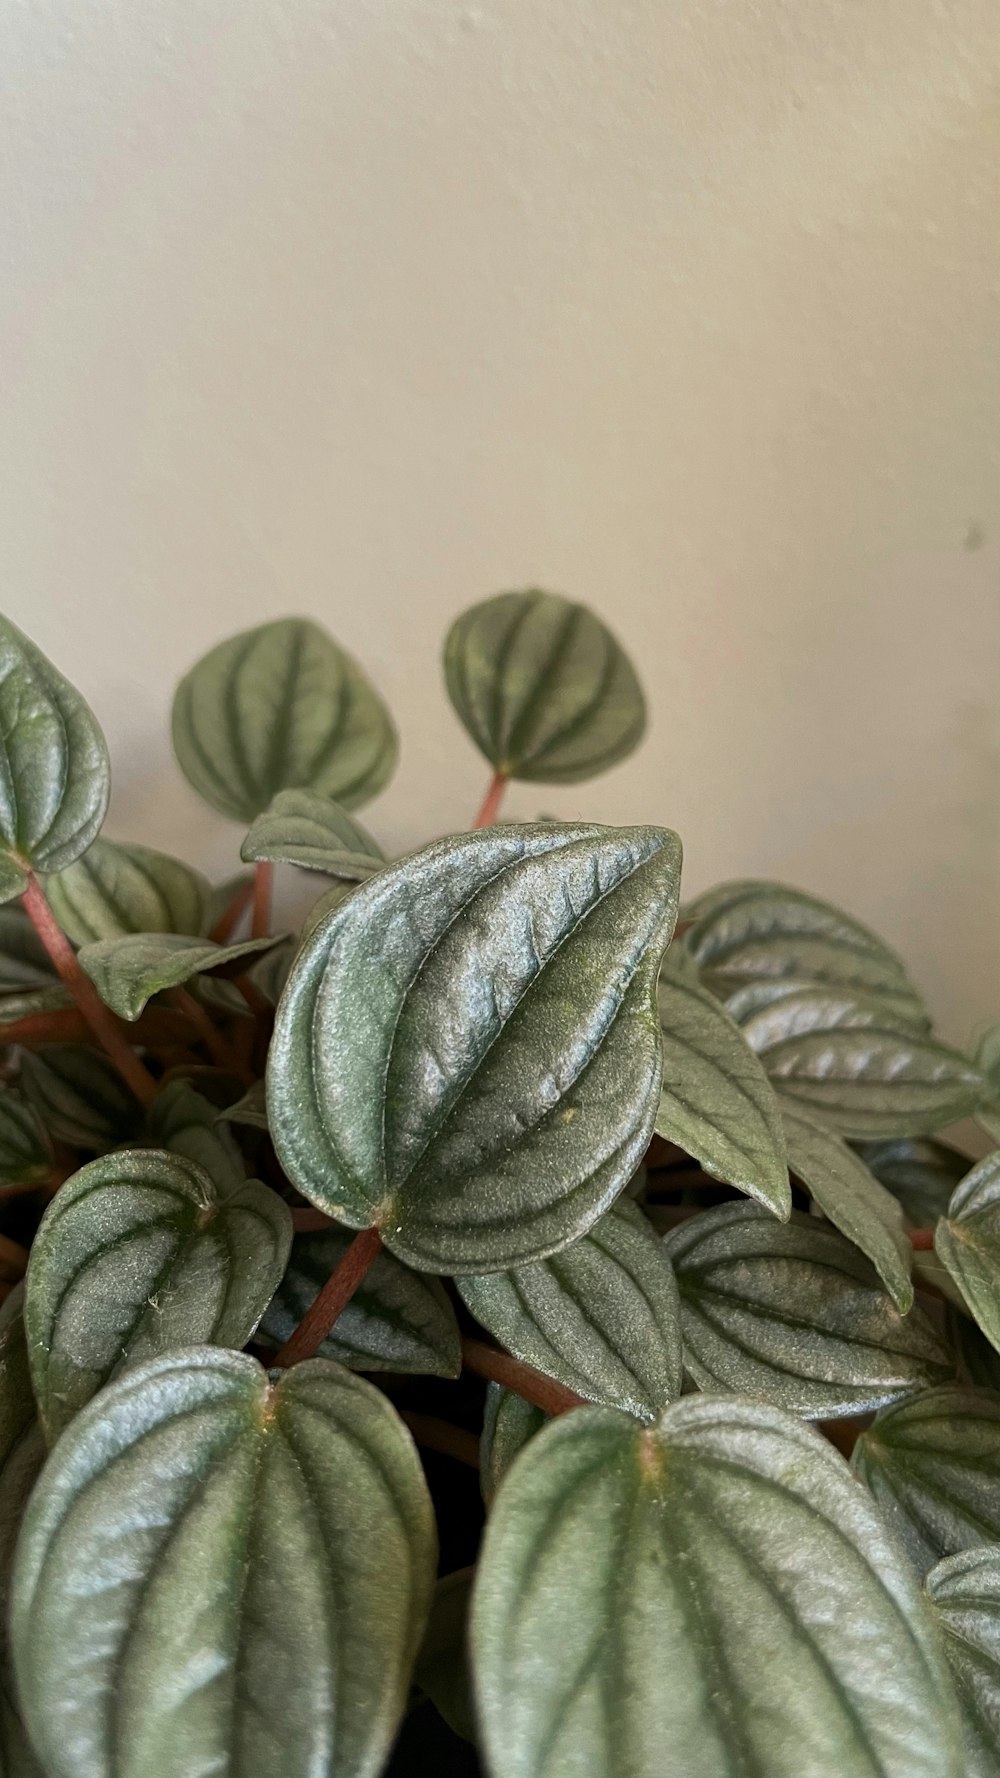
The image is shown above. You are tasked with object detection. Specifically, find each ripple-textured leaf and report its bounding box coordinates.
[11,1349,437,1778]
[78,931,279,1019]
[146,1080,245,1196]
[856,1136,970,1228]
[268,822,681,1271]
[46,839,210,943]
[472,1396,963,1778]
[935,1152,1000,1355]
[480,1385,547,1507]
[444,590,646,784]
[458,1202,681,1418]
[241,789,385,877]
[852,1387,1000,1574]
[925,1548,1000,1778]
[24,1149,292,1440]
[781,1103,912,1310]
[0,1094,52,1189]
[666,1202,949,1418]
[172,617,398,820]
[0,1316,46,1778]
[19,1045,142,1152]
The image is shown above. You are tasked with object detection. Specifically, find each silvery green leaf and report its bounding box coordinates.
[972,1020,1000,1085]
[0,985,71,1026]
[444,590,646,784]
[172,617,397,821]
[0,1316,46,1778]
[654,956,790,1217]
[723,974,930,1035]
[268,822,681,1271]
[0,909,57,992]
[852,1386,1000,1574]
[925,1548,1000,1778]
[241,789,385,878]
[217,1079,269,1130]
[24,1149,292,1440]
[781,1102,913,1310]
[480,1384,547,1507]
[77,931,279,1020]
[46,838,210,943]
[19,1045,142,1152]
[855,1136,970,1227]
[471,1396,963,1778]
[301,879,360,940]
[457,1202,681,1418]
[11,1350,437,1778]
[0,1094,52,1188]
[415,1569,476,1743]
[935,1152,1000,1354]
[666,1201,950,1418]
[0,616,110,902]
[261,1226,461,1376]
[146,1081,245,1196]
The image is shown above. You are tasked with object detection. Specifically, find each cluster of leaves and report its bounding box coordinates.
[0,594,996,1777]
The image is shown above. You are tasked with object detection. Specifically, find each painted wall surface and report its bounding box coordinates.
[0,2,997,1038]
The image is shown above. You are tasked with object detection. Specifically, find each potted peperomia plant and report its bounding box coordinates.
[0,591,996,1778]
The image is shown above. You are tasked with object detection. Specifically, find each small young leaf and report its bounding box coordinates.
[471,1396,963,1778]
[415,1569,476,1744]
[261,1226,461,1376]
[46,838,210,943]
[268,822,681,1271]
[480,1385,547,1507]
[0,1094,52,1188]
[11,1349,437,1778]
[0,615,110,902]
[972,1020,1000,1085]
[217,1078,269,1130]
[241,789,385,878]
[856,1136,970,1227]
[925,1548,1000,1778]
[19,1045,143,1152]
[444,590,646,784]
[0,908,58,992]
[654,957,790,1217]
[781,1102,913,1310]
[77,931,279,1020]
[457,1202,681,1418]
[24,1149,292,1440]
[172,617,398,820]
[666,1202,950,1417]
[146,1080,245,1196]
[936,1152,1000,1355]
[853,1386,1000,1574]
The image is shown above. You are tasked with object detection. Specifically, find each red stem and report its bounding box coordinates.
[472,771,507,829]
[20,875,157,1105]
[168,987,253,1083]
[251,861,273,939]
[272,1225,383,1367]
[461,1337,585,1417]
[908,1227,936,1251]
[209,877,256,944]
[401,1412,481,1469]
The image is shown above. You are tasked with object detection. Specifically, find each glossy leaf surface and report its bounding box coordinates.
[25,1149,292,1440]
[935,1152,1000,1354]
[19,1046,142,1152]
[781,1103,912,1309]
[11,1349,437,1778]
[268,822,681,1271]
[172,617,397,820]
[241,789,385,878]
[925,1548,1000,1778]
[666,1202,949,1417]
[853,1387,1000,1574]
[472,1396,962,1778]
[46,839,210,943]
[480,1385,547,1507]
[78,932,278,1020]
[444,590,646,784]
[0,1316,46,1778]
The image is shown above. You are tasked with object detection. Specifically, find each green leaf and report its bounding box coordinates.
[268,822,681,1271]
[971,1020,1000,1085]
[654,956,790,1217]
[24,1149,292,1441]
[46,838,210,943]
[300,878,361,940]
[471,1396,963,1778]
[0,615,110,902]
[852,1386,1000,1574]
[0,1093,52,1188]
[444,589,646,784]
[77,931,279,1020]
[723,973,930,1035]
[855,1136,970,1227]
[457,1202,681,1418]
[415,1569,476,1744]
[952,1308,1000,1392]
[0,908,57,992]
[781,1102,913,1310]
[146,1080,245,1196]
[0,1317,46,1778]
[0,984,71,1025]
[480,1384,547,1507]
[241,789,385,878]
[11,1348,437,1778]
[217,1078,269,1130]
[172,617,398,821]
[925,1547,1000,1778]
[936,1152,1000,1355]
[19,1045,143,1152]
[261,1226,461,1376]
[741,986,996,1137]
[666,1202,950,1417]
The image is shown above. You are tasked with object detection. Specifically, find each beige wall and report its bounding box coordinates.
[0,2,997,1040]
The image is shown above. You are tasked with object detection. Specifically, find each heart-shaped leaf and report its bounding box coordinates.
[0,909,58,992]
[935,1153,1000,1354]
[458,1202,681,1418]
[261,1226,461,1376]
[415,1569,476,1744]
[654,956,790,1217]
[471,1395,963,1778]
[0,616,110,902]
[146,1080,245,1196]
[925,1548,1000,1778]
[444,590,646,784]
[781,1103,913,1310]
[78,932,279,1020]
[46,839,210,943]
[268,822,681,1271]
[856,1137,970,1227]
[19,1045,143,1152]
[172,617,398,821]
[0,1316,46,1778]
[741,987,996,1137]
[24,1149,292,1441]
[480,1385,547,1507]
[11,1349,437,1778]
[241,789,385,878]
[0,1094,52,1188]
[666,1202,950,1417]
[852,1387,1000,1574]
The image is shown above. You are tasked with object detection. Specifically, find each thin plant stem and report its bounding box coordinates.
[272,1226,383,1367]
[401,1412,481,1470]
[168,987,254,1084]
[209,877,256,944]
[251,861,273,939]
[461,1337,585,1417]
[472,771,507,829]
